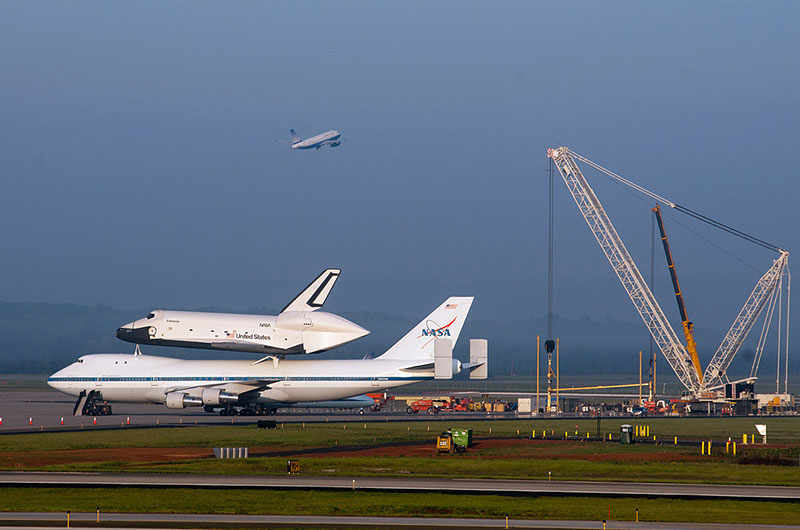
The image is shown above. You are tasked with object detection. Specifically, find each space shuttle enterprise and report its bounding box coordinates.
[116,269,368,356]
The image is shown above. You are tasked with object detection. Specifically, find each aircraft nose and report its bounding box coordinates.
[116,323,152,343]
[47,366,67,390]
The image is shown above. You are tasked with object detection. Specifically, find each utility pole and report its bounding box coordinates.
[654,355,657,399]
[536,335,540,413]
[556,338,560,413]
[639,350,642,405]
[546,350,552,414]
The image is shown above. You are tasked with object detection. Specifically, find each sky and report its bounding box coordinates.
[1,1,798,335]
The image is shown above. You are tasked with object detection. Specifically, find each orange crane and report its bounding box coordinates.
[652,205,703,380]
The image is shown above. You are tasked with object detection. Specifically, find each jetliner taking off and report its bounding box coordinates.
[116,269,368,356]
[287,128,342,149]
[49,297,487,416]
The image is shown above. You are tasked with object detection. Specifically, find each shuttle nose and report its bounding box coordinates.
[116,322,152,343]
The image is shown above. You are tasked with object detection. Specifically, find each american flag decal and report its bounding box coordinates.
[445,304,458,309]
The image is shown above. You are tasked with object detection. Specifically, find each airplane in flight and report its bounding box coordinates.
[286,128,342,149]
[48,297,486,416]
[116,269,368,357]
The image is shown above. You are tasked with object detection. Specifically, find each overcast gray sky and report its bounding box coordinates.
[1,1,798,331]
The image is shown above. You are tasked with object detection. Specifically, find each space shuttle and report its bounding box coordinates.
[116,269,368,356]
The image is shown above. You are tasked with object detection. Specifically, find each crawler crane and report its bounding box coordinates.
[547,147,790,400]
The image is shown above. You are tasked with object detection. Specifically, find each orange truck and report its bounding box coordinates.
[406,399,440,414]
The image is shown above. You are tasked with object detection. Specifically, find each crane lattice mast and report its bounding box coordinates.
[702,251,789,389]
[547,147,702,394]
[548,146,789,398]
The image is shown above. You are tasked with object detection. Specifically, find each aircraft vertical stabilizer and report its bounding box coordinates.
[379,297,473,360]
[281,268,341,313]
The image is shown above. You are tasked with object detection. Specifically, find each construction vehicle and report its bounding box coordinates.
[367,393,394,412]
[641,400,669,414]
[406,399,440,414]
[436,432,453,452]
[436,429,469,454]
[547,147,790,402]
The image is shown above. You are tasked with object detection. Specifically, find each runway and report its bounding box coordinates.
[0,511,798,530]
[1,472,798,500]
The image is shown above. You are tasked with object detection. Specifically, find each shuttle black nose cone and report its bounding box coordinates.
[116,326,150,343]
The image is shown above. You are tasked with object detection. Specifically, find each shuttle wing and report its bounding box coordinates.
[281,268,341,313]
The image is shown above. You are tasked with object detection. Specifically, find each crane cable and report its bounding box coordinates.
[570,151,783,254]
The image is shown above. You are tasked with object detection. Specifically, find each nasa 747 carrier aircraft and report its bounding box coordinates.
[116,269,368,357]
[49,298,486,415]
[286,128,342,150]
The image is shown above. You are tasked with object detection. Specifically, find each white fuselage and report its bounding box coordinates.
[48,353,454,406]
[117,310,368,355]
[291,130,341,149]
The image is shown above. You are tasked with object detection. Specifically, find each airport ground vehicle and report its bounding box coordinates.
[407,399,440,414]
[73,390,113,416]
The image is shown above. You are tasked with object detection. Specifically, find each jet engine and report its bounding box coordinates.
[201,388,239,406]
[165,392,202,409]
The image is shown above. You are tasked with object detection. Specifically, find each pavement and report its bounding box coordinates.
[1,472,798,500]
[0,391,513,432]
[0,512,798,530]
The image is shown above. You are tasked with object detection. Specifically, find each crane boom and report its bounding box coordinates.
[652,205,704,380]
[547,147,702,393]
[702,251,789,389]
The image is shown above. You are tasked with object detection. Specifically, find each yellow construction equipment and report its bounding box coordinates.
[652,205,703,380]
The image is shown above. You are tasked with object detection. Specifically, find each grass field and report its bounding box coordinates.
[2,417,799,525]
[2,416,798,451]
[1,417,799,486]
[2,487,800,525]
[28,452,800,487]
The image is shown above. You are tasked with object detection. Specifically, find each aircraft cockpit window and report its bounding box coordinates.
[147,313,155,319]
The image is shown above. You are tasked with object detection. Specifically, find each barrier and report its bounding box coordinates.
[213,447,249,459]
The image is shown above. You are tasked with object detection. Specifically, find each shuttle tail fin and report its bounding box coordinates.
[378,297,473,361]
[289,129,301,143]
[281,269,341,313]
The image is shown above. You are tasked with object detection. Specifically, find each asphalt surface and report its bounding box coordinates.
[0,391,517,432]
[0,512,798,530]
[1,472,798,500]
